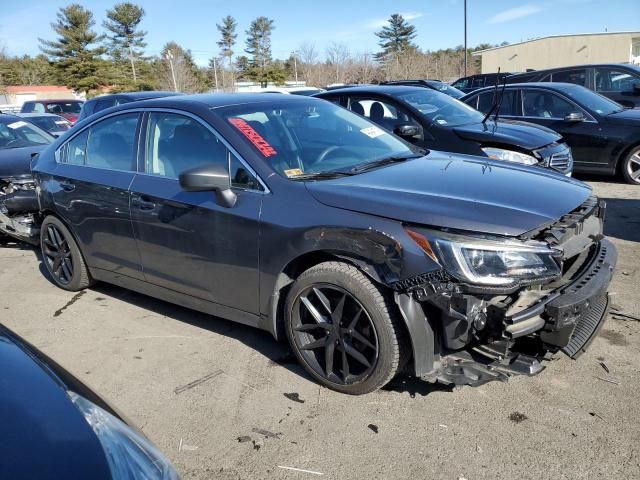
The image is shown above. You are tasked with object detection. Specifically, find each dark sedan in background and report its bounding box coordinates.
[20,99,84,124]
[0,93,615,395]
[451,72,513,94]
[382,79,465,98]
[0,324,179,479]
[506,63,640,108]
[78,91,182,122]
[17,112,72,137]
[463,82,640,184]
[317,85,573,174]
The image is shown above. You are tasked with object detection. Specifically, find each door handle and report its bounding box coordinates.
[60,181,75,192]
[132,195,156,211]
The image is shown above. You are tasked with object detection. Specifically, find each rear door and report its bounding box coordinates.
[128,111,263,314]
[52,112,143,279]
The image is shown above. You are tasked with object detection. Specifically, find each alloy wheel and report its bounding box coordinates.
[42,224,74,285]
[291,284,379,385]
[627,150,640,183]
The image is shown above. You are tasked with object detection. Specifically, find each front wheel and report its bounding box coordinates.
[40,216,93,291]
[621,146,640,185]
[285,261,406,395]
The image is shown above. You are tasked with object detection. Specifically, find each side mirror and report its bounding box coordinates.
[632,83,640,94]
[564,112,585,123]
[179,163,237,208]
[394,123,420,139]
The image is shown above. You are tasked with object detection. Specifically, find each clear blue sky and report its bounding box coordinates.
[1,0,639,66]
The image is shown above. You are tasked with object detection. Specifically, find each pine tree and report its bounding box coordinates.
[245,16,283,86]
[39,4,106,94]
[375,14,418,62]
[103,2,147,85]
[216,15,237,90]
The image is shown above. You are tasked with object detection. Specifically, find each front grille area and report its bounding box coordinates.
[549,149,573,173]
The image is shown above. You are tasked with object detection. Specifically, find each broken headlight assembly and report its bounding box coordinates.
[481,147,538,166]
[406,228,561,287]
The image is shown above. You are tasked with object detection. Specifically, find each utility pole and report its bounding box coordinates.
[166,50,178,92]
[129,45,137,83]
[464,0,468,77]
[212,56,219,92]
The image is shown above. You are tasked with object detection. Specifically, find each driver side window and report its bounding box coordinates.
[522,90,576,119]
[347,97,419,134]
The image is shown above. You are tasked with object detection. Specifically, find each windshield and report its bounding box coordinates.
[397,89,484,127]
[0,118,53,149]
[562,86,625,115]
[28,116,71,133]
[46,102,83,114]
[217,100,417,178]
[427,81,464,99]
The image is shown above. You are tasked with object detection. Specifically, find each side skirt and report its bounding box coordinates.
[90,268,263,330]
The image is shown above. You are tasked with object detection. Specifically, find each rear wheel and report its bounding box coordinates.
[40,216,92,291]
[285,261,405,395]
[621,146,640,185]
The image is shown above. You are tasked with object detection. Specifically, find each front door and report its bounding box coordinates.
[51,112,143,279]
[129,111,263,314]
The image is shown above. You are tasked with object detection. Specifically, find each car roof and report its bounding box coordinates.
[318,85,427,96]
[87,91,181,103]
[466,82,588,96]
[509,63,640,77]
[16,112,64,118]
[0,113,23,123]
[24,99,83,103]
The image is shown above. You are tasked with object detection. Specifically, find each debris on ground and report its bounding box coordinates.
[252,439,263,451]
[367,424,379,433]
[594,376,620,385]
[284,392,305,403]
[277,466,324,476]
[509,412,528,423]
[237,436,251,443]
[599,362,610,373]
[174,369,224,394]
[252,428,281,439]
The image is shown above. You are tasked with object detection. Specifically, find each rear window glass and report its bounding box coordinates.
[0,118,52,149]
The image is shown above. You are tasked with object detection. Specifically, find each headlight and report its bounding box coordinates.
[406,228,561,287]
[68,392,180,480]
[481,147,538,166]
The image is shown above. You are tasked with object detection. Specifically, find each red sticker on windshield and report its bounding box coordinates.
[228,118,277,158]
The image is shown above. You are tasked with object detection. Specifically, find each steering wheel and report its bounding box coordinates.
[316,145,356,164]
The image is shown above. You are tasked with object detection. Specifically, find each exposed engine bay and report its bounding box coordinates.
[0,177,41,245]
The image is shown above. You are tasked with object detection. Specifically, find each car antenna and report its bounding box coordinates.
[493,76,508,123]
[482,67,501,124]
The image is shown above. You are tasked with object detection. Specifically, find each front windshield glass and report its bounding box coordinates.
[397,89,484,127]
[427,82,464,99]
[216,100,417,178]
[562,86,625,115]
[47,102,83,114]
[0,118,53,149]
[29,116,71,133]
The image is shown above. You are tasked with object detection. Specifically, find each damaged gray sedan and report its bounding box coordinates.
[0,95,616,394]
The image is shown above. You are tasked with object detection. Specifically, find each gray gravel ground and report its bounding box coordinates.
[1,177,639,480]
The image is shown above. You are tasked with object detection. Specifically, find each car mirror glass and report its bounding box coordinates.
[564,112,585,122]
[393,124,420,138]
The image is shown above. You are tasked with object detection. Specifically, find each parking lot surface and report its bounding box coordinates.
[1,178,639,480]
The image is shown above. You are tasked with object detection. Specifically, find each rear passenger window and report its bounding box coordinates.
[85,113,139,170]
[551,69,587,86]
[475,90,516,116]
[64,130,89,165]
[522,90,575,118]
[145,112,227,178]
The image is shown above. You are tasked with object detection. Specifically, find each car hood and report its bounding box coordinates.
[604,108,640,127]
[0,144,47,178]
[306,152,591,236]
[0,325,112,480]
[453,119,561,150]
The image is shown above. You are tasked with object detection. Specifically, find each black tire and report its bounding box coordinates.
[40,216,93,291]
[621,146,640,185]
[285,261,406,395]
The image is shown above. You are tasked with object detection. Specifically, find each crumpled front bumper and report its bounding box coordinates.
[505,239,617,356]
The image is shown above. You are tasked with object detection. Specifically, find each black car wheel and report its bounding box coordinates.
[40,216,92,291]
[285,261,406,395]
[622,146,640,185]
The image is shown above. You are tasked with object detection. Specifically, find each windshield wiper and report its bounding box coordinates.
[289,171,355,181]
[350,154,421,173]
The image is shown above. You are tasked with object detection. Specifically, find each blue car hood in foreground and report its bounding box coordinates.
[0,326,112,480]
[453,119,562,150]
[0,144,47,178]
[306,152,591,237]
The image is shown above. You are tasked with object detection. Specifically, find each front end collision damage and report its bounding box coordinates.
[0,176,41,245]
[389,196,617,386]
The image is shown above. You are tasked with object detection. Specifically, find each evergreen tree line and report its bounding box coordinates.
[0,6,506,95]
